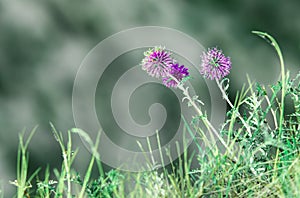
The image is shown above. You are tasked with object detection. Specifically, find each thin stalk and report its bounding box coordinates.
[146,137,156,167]
[71,128,104,177]
[252,31,286,181]
[62,151,71,197]
[78,132,101,198]
[156,131,169,185]
[168,74,237,162]
[216,79,252,138]
[264,88,278,129]
[16,127,38,198]
[252,31,286,132]
[136,140,154,170]
[51,124,72,198]
[181,115,215,156]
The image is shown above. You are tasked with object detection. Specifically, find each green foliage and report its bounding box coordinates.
[287,72,300,123]
[73,169,123,198]
[5,32,300,197]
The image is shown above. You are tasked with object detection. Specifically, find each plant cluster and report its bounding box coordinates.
[6,31,300,197]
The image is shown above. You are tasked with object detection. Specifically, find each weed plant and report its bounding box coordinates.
[6,31,300,197]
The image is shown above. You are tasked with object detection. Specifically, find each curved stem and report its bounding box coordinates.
[252,31,286,135]
[252,31,286,181]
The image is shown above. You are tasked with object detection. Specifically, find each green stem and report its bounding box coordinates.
[252,31,286,181]
[252,31,286,134]
[168,74,237,162]
[216,79,252,138]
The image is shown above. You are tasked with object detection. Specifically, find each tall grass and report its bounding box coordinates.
[5,31,300,197]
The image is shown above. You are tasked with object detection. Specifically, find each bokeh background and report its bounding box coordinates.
[1,0,300,196]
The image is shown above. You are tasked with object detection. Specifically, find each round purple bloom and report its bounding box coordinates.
[200,47,232,80]
[141,47,174,78]
[162,63,189,88]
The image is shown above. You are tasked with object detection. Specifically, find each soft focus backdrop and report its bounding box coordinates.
[1,0,300,196]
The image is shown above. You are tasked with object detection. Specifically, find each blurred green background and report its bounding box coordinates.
[0,0,300,196]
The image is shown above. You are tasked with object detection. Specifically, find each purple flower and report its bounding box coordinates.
[141,47,174,78]
[200,47,232,80]
[162,63,189,88]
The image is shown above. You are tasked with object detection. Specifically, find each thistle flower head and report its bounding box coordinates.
[141,46,174,78]
[200,47,232,80]
[162,63,189,88]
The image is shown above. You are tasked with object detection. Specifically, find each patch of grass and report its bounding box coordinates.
[5,31,300,197]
